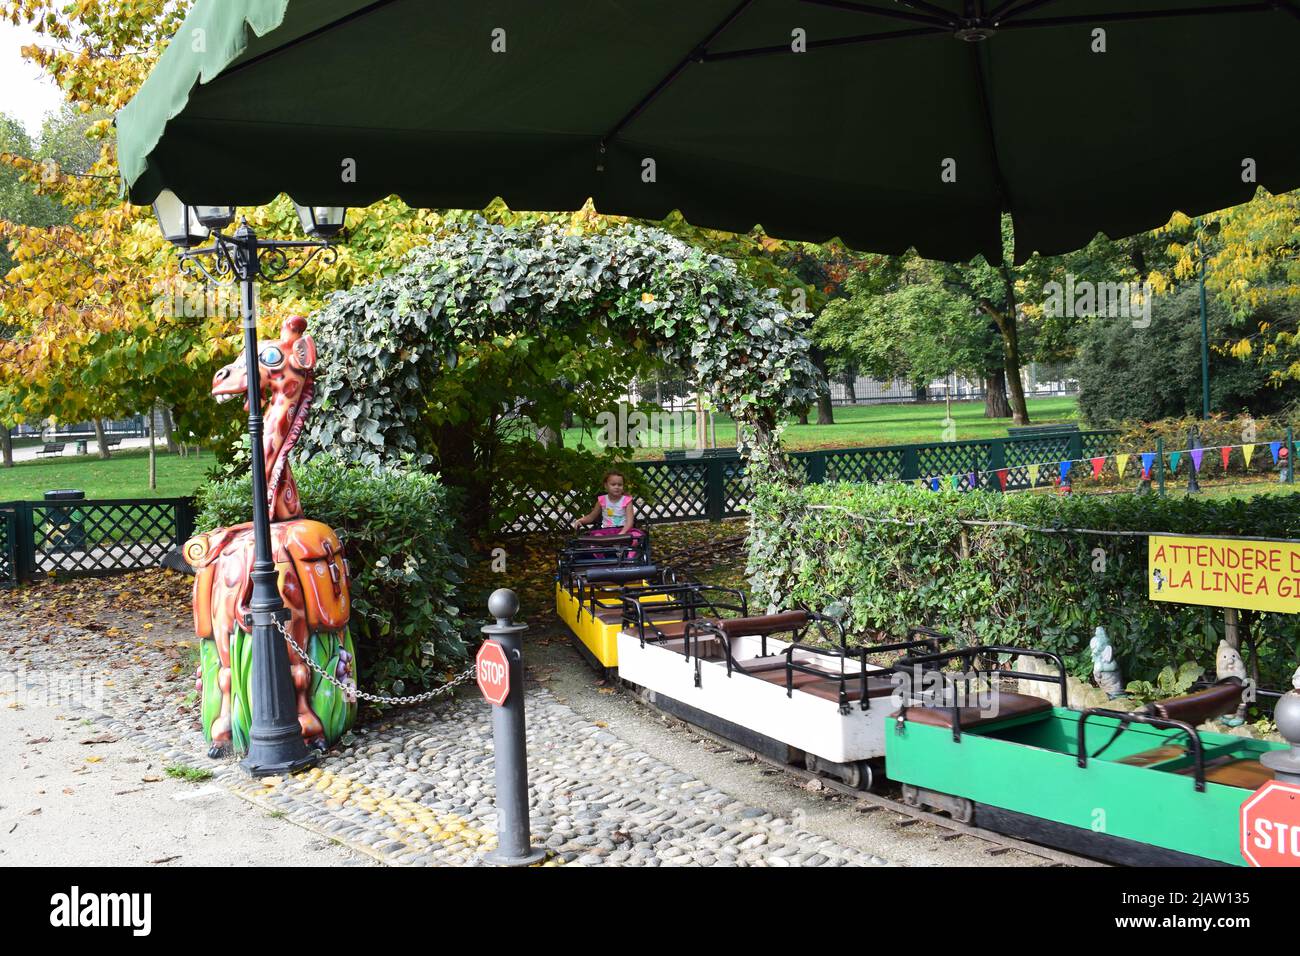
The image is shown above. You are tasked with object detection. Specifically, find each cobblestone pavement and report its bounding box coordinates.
[0,577,1051,867]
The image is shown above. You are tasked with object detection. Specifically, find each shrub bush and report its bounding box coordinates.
[1073,286,1300,424]
[195,455,469,700]
[749,480,1300,691]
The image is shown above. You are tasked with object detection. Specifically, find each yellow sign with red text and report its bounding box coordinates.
[1148,535,1300,614]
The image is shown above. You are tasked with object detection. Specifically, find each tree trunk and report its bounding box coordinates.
[148,406,157,490]
[162,406,180,454]
[815,392,834,425]
[92,417,111,460]
[796,406,809,426]
[1,427,11,468]
[984,365,1012,418]
[841,368,857,405]
[981,268,1031,425]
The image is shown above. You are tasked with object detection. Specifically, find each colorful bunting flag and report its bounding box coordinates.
[1090,456,1105,479]
[930,477,940,491]
[1220,446,1232,471]
[1116,454,1130,478]
[1169,451,1181,473]
[1190,448,1203,472]
[1140,452,1155,478]
[1243,444,1256,468]
[1059,461,1072,483]
[1270,441,1282,463]
[1027,463,1040,486]
[950,474,962,490]
[996,468,1008,491]
[967,471,978,491]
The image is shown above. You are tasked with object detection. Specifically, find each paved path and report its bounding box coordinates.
[10,436,153,463]
[0,678,372,866]
[0,577,1052,867]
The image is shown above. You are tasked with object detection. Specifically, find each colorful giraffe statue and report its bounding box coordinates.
[185,316,357,758]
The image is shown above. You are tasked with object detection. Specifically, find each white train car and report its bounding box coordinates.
[615,606,943,789]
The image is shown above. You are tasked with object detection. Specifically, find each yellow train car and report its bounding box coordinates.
[555,571,678,669]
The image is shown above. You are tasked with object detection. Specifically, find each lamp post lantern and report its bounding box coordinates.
[154,197,346,776]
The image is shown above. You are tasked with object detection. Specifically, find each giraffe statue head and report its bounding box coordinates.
[212,315,316,520]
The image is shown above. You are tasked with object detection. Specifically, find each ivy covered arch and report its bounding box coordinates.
[302,219,820,529]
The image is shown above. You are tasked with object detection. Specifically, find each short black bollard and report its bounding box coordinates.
[480,589,546,867]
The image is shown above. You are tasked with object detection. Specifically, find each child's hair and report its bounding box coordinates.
[603,469,625,483]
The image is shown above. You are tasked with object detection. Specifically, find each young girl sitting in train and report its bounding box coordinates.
[571,470,645,552]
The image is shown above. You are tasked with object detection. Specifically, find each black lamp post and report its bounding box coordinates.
[153,191,346,776]
[1192,218,1221,421]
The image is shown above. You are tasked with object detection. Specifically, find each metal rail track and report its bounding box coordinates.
[626,684,1106,868]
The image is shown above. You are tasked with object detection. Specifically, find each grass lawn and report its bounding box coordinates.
[564,396,1080,458]
[0,448,212,501]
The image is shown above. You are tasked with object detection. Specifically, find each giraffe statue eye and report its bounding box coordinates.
[260,346,284,367]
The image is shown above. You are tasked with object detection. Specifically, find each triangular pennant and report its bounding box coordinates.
[1169,451,1181,473]
[1220,446,1232,471]
[1059,461,1072,482]
[950,474,962,490]
[1243,444,1255,467]
[996,468,1008,491]
[1116,454,1130,478]
[967,471,977,490]
[1270,441,1281,463]
[1140,452,1155,477]
[1027,463,1040,486]
[930,477,940,491]
[1190,448,1204,472]
[1090,457,1105,479]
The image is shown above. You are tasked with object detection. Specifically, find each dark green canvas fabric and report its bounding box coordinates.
[118,0,1300,263]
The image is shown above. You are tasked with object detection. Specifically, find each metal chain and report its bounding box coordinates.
[274,619,477,706]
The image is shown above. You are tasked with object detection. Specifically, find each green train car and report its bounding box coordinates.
[887,646,1289,866]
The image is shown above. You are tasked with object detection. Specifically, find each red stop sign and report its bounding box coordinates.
[476,640,510,706]
[1241,780,1300,867]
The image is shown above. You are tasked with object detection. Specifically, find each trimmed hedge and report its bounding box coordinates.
[748,481,1300,690]
[196,455,469,701]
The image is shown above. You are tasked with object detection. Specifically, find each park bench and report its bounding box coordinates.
[102,436,123,450]
[37,442,66,458]
[1006,422,1080,439]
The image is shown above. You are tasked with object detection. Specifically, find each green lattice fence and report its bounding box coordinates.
[2,497,195,583]
[499,430,1122,533]
[1,507,15,588]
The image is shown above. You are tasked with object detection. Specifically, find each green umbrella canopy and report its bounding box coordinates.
[117,0,1300,263]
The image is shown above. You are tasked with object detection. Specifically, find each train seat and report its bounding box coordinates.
[897,692,1052,731]
[1145,679,1244,725]
[1178,756,1272,790]
[582,564,659,585]
[715,611,809,638]
[1116,744,1186,767]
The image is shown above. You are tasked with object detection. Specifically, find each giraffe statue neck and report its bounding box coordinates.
[263,374,312,521]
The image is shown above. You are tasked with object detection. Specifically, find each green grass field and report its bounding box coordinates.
[564,397,1081,458]
[0,448,212,501]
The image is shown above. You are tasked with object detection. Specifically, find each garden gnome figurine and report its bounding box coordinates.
[1090,626,1125,699]
[1215,639,1251,726]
